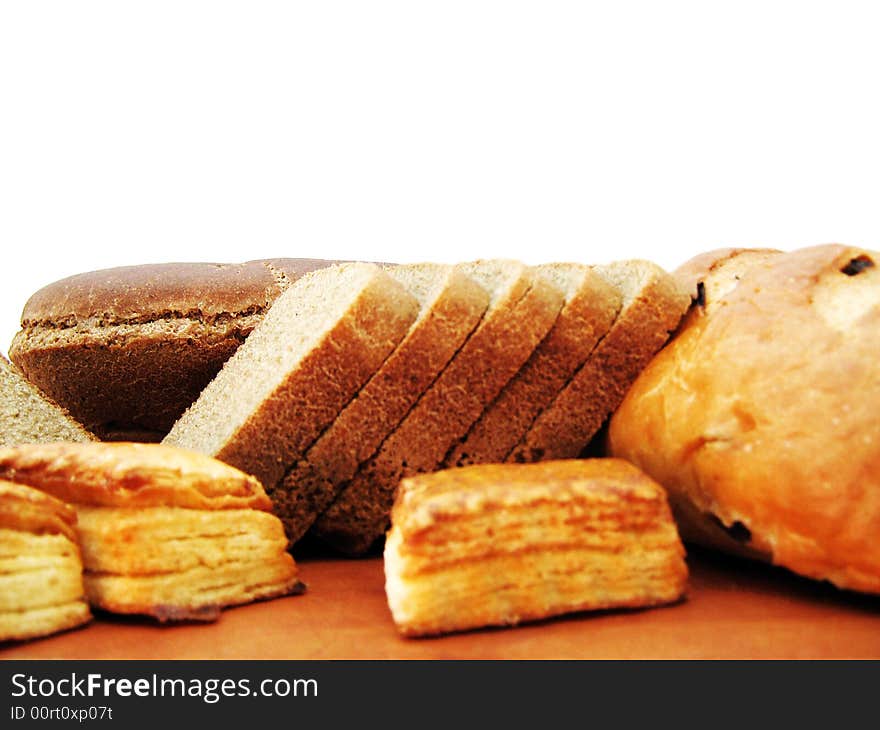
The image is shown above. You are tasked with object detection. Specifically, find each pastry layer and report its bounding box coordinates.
[0,443,301,621]
[386,534,685,637]
[0,525,91,642]
[0,479,78,541]
[0,601,92,643]
[0,442,272,511]
[75,507,290,574]
[0,529,85,612]
[77,506,300,621]
[85,558,302,622]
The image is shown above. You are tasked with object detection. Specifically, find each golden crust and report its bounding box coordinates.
[385,459,687,637]
[0,480,78,542]
[609,244,880,594]
[392,459,670,535]
[0,442,272,511]
[673,247,782,301]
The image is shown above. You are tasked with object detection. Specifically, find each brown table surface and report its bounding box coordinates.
[4,548,880,660]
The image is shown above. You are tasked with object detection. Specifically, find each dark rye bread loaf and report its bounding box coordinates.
[270,264,489,543]
[9,259,337,441]
[0,355,96,446]
[312,260,565,555]
[164,263,420,491]
[444,263,621,468]
[508,260,690,463]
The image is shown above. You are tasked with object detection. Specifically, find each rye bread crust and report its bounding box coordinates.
[17,259,333,326]
[10,259,338,439]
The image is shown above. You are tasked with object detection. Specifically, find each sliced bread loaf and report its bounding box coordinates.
[444,263,621,468]
[163,263,419,489]
[0,355,95,446]
[270,263,489,542]
[508,260,690,463]
[312,259,565,554]
[10,258,338,440]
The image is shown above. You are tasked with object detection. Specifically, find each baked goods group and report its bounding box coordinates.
[3,244,877,644]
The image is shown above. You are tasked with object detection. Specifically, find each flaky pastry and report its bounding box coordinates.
[0,480,91,641]
[0,442,302,621]
[384,459,687,637]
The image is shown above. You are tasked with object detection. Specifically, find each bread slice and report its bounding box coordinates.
[0,355,95,446]
[444,263,621,468]
[270,264,489,543]
[163,263,419,489]
[508,260,690,463]
[312,260,565,554]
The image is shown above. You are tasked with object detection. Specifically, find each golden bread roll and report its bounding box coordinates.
[0,481,91,641]
[384,459,687,637]
[609,244,880,594]
[0,442,302,621]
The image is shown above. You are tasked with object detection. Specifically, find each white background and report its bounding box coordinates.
[2,1,879,351]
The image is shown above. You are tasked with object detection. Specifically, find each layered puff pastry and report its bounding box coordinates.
[0,481,91,642]
[384,459,687,637]
[0,442,303,622]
